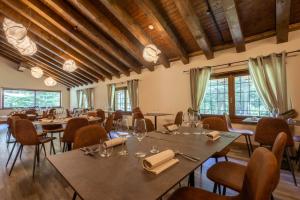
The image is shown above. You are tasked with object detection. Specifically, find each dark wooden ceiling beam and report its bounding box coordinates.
[100,0,170,68]
[67,0,154,71]
[137,0,189,64]
[0,40,80,87]
[42,0,141,74]
[0,14,105,82]
[276,0,291,43]
[173,0,213,60]
[20,0,129,77]
[0,47,75,88]
[222,0,245,52]
[1,0,114,79]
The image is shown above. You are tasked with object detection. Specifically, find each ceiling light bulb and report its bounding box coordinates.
[31,67,43,78]
[63,59,77,72]
[148,25,154,30]
[44,77,57,87]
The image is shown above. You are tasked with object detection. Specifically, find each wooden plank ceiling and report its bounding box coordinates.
[0,0,299,88]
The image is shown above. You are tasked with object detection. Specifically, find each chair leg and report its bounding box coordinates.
[33,145,38,179]
[200,164,203,174]
[72,192,77,200]
[224,156,228,162]
[42,144,47,157]
[285,148,297,186]
[245,135,251,157]
[51,140,56,155]
[19,145,23,160]
[188,171,195,187]
[248,135,253,153]
[213,183,217,193]
[59,132,62,148]
[215,157,218,163]
[217,184,221,194]
[9,145,22,176]
[222,186,226,195]
[6,141,16,167]
[37,144,40,165]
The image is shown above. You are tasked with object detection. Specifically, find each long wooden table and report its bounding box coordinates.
[48,127,240,200]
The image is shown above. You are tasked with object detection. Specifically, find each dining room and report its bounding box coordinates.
[0,0,300,200]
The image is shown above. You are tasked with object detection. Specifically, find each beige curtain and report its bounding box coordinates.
[84,88,94,109]
[190,67,211,111]
[107,84,115,111]
[127,80,139,109]
[248,52,289,113]
[76,90,82,108]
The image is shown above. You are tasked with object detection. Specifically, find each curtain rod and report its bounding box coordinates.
[109,79,140,85]
[183,49,300,73]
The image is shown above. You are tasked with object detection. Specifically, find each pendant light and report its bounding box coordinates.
[63,59,77,72]
[3,18,27,45]
[15,36,37,56]
[44,77,57,87]
[31,67,43,78]
[143,44,161,63]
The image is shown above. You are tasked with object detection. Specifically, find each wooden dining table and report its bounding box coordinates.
[48,127,240,200]
[33,117,102,126]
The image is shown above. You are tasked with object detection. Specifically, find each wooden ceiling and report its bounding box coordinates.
[0,0,299,88]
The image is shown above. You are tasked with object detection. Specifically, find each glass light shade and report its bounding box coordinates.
[31,67,43,78]
[142,44,161,63]
[63,59,77,72]
[44,77,57,87]
[3,18,27,44]
[15,36,37,56]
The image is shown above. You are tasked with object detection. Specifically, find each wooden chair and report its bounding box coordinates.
[113,110,123,121]
[224,113,254,157]
[255,117,297,186]
[73,125,107,149]
[169,147,279,200]
[202,117,230,162]
[8,119,56,178]
[163,111,183,129]
[61,118,89,151]
[207,132,287,195]
[104,114,114,139]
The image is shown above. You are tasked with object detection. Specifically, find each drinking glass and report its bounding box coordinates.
[201,124,210,134]
[100,138,114,158]
[133,118,147,158]
[116,118,129,156]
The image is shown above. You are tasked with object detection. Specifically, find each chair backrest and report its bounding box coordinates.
[62,118,89,143]
[25,109,36,115]
[202,117,229,132]
[73,124,107,149]
[255,117,294,146]
[49,108,56,115]
[113,110,123,121]
[132,112,144,127]
[132,107,142,114]
[224,113,232,129]
[174,111,183,126]
[12,113,28,119]
[15,119,39,145]
[145,118,155,132]
[104,114,114,133]
[66,109,72,118]
[96,109,105,122]
[240,147,279,200]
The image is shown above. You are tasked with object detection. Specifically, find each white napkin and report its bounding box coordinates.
[206,131,221,141]
[143,150,179,175]
[104,137,127,148]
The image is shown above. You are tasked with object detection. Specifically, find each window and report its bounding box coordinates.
[2,88,61,109]
[114,87,131,112]
[200,78,229,115]
[199,72,270,118]
[235,75,269,116]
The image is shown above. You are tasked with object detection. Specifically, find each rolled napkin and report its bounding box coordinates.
[104,137,127,148]
[143,150,179,175]
[40,119,53,123]
[206,131,221,141]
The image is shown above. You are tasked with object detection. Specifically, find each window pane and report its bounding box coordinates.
[3,89,35,108]
[200,77,229,115]
[115,89,126,111]
[36,91,61,108]
[234,75,270,116]
[126,90,131,111]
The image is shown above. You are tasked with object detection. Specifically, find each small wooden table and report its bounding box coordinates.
[144,113,172,130]
[48,127,240,200]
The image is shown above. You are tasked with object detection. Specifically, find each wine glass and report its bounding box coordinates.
[116,118,129,156]
[100,138,114,158]
[133,118,147,158]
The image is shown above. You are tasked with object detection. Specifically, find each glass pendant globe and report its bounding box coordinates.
[3,18,27,45]
[142,44,161,63]
[63,59,77,72]
[15,36,37,56]
[44,77,57,87]
[31,67,43,78]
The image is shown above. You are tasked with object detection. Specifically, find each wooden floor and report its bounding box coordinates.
[0,124,299,200]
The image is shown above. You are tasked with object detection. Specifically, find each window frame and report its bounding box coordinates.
[200,70,268,123]
[113,86,131,112]
[1,88,62,109]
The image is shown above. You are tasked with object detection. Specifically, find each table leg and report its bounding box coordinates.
[188,171,195,187]
[154,116,157,130]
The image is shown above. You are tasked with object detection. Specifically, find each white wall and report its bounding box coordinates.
[0,56,70,116]
[70,30,300,138]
